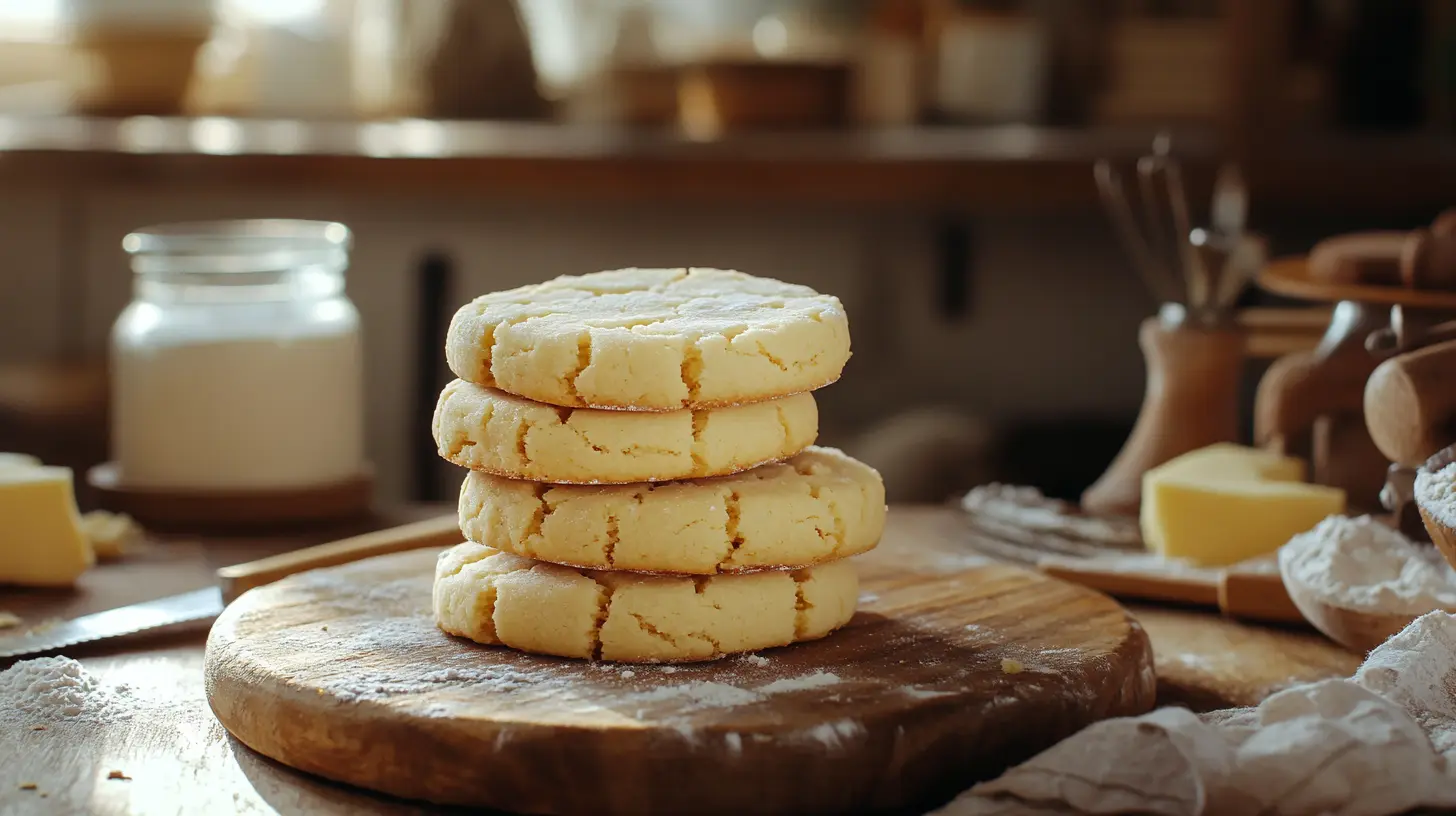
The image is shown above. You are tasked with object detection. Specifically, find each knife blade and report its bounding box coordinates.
[0,587,223,659]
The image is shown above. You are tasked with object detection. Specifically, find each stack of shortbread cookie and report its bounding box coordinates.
[431,268,886,662]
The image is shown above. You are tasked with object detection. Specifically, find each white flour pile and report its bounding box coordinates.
[1417,462,1456,530]
[0,656,130,726]
[1279,515,1456,615]
[935,611,1456,815]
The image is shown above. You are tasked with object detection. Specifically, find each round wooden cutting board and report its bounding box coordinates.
[205,526,1155,815]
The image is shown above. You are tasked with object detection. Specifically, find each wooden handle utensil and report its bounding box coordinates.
[1039,558,1305,625]
[217,514,462,603]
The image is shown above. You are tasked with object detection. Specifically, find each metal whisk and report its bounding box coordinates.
[1094,134,1261,327]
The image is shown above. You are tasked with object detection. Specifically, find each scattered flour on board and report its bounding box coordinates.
[0,657,131,726]
[1280,515,1456,615]
[631,681,763,708]
[757,671,841,694]
[626,672,842,711]
[800,719,865,749]
[326,664,531,702]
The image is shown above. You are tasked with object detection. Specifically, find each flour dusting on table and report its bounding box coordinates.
[0,657,131,726]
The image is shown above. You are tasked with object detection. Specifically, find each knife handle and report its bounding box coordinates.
[217,514,462,604]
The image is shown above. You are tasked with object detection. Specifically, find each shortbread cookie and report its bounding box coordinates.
[445,267,851,411]
[433,542,859,662]
[458,446,886,573]
[433,379,817,484]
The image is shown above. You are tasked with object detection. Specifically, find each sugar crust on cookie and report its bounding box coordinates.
[457,446,885,574]
[445,267,851,411]
[433,541,859,662]
[433,379,818,484]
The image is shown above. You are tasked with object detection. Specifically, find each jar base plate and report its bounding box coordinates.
[87,462,374,534]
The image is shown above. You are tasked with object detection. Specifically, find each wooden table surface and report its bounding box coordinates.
[0,505,1360,815]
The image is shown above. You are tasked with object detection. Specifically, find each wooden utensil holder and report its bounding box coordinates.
[1082,308,1244,516]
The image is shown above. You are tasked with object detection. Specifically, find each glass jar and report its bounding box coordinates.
[110,219,365,491]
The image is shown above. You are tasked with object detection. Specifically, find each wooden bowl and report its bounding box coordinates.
[1259,256,1456,309]
[87,462,373,534]
[1417,445,1456,570]
[1280,567,1419,653]
[72,30,208,116]
[679,60,850,132]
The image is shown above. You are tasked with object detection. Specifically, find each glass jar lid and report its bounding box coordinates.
[123,219,352,286]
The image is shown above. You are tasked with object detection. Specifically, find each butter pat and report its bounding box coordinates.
[0,452,41,471]
[1142,444,1345,567]
[81,510,142,560]
[0,466,94,586]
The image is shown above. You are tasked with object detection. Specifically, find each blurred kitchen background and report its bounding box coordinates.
[0,0,1453,511]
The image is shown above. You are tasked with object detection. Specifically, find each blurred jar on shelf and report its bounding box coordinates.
[194,0,545,119]
[851,0,926,126]
[66,0,216,115]
[110,219,365,492]
[188,0,356,117]
[517,0,860,130]
[927,0,1047,124]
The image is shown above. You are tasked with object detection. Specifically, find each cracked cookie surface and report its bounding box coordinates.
[434,379,817,484]
[458,446,886,573]
[433,541,859,662]
[445,267,851,411]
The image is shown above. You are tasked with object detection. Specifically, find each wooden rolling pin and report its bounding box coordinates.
[1082,311,1244,516]
[1253,302,1389,512]
[1364,337,1456,468]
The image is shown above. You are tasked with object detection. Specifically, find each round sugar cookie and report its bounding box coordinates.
[458,446,886,574]
[433,379,817,484]
[445,267,851,411]
[433,542,859,662]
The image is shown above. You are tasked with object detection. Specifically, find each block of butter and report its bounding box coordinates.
[0,466,94,586]
[1141,443,1346,567]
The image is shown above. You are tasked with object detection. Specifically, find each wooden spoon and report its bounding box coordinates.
[1280,563,1424,653]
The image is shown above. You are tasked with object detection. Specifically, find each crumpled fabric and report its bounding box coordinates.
[934,612,1456,816]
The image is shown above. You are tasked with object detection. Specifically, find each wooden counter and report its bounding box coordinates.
[0,505,1361,815]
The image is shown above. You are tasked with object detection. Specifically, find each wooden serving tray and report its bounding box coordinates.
[205,524,1155,815]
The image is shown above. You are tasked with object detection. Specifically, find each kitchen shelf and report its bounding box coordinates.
[0,115,1448,214]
